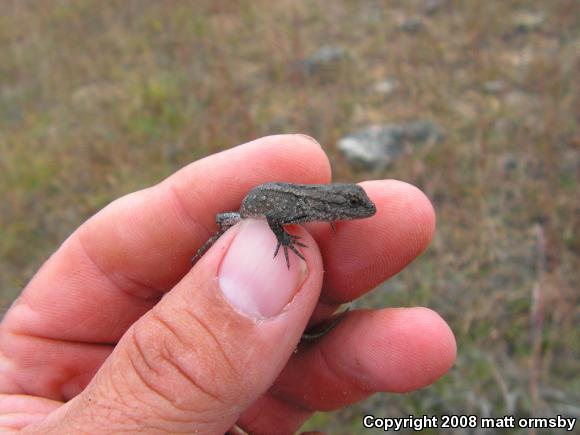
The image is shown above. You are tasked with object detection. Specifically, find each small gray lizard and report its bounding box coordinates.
[192,182,376,268]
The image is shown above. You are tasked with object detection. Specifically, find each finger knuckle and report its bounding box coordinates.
[127,307,241,411]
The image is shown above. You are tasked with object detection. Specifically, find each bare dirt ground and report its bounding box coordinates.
[1,1,578,432]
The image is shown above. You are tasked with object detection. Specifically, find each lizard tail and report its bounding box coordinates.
[191,229,225,265]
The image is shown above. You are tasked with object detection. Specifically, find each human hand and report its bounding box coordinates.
[0,135,455,434]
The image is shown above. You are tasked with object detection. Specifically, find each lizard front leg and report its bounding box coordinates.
[266,215,306,268]
[191,212,241,264]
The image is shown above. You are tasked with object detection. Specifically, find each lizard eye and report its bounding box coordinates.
[349,197,360,206]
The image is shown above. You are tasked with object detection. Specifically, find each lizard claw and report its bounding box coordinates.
[273,232,307,268]
[290,234,307,248]
[282,243,305,268]
[283,245,290,268]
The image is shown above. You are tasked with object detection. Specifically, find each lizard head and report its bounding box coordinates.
[327,184,376,220]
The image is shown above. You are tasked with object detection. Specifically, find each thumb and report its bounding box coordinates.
[38,218,323,434]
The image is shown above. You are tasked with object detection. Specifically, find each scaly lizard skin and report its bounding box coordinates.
[192,182,376,268]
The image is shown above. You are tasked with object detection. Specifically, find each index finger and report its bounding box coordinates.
[3,135,331,344]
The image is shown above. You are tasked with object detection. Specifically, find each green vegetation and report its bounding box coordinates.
[1,1,577,433]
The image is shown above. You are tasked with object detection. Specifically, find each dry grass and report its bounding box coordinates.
[1,0,578,433]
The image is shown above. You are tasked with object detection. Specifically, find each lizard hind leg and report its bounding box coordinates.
[274,236,306,269]
[267,217,306,269]
[216,212,242,230]
[191,212,242,265]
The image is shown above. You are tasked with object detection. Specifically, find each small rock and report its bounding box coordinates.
[483,80,506,94]
[492,118,517,137]
[399,16,424,33]
[404,120,444,143]
[504,91,541,109]
[558,149,579,188]
[452,100,478,121]
[299,46,348,75]
[423,0,445,15]
[512,11,545,32]
[502,47,536,67]
[499,154,518,173]
[372,78,398,96]
[338,120,443,171]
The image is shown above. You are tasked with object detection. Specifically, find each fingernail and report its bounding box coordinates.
[219,219,307,319]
